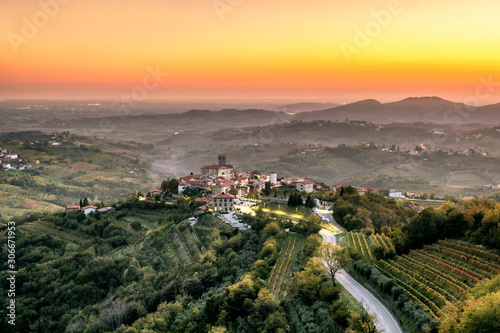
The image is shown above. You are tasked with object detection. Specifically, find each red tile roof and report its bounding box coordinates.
[201,165,233,170]
[66,205,80,209]
[196,197,212,202]
[213,193,235,199]
[81,205,97,210]
[186,181,210,186]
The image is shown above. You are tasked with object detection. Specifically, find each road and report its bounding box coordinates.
[320,229,403,333]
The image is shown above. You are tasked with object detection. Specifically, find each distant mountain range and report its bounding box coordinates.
[2,97,499,136]
[74,97,500,135]
[294,97,500,124]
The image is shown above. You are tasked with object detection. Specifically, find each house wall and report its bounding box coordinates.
[213,198,234,212]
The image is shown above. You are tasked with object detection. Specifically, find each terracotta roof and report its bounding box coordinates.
[196,197,212,202]
[81,205,97,210]
[213,193,235,199]
[186,181,210,186]
[66,205,80,209]
[201,164,233,170]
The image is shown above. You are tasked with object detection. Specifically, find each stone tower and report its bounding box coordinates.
[218,154,226,166]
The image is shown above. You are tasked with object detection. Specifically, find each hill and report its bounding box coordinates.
[0,198,353,333]
[0,131,154,219]
[277,102,340,113]
[294,97,500,124]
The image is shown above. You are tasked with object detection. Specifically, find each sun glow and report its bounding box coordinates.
[1,0,499,101]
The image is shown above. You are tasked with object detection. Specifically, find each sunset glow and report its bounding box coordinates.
[1,0,500,102]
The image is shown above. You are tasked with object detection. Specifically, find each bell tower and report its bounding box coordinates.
[218,154,226,166]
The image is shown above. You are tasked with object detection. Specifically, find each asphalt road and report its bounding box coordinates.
[320,229,403,333]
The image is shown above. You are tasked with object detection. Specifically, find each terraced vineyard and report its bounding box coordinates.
[268,234,305,299]
[19,220,88,244]
[346,231,377,262]
[371,239,500,320]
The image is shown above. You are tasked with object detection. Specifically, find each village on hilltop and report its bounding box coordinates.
[141,155,458,215]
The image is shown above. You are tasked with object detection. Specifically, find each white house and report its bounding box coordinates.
[296,180,314,193]
[388,189,405,199]
[81,205,98,215]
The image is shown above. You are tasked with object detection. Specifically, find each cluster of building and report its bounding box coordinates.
[379,143,488,157]
[65,205,116,215]
[0,149,32,171]
[171,155,318,213]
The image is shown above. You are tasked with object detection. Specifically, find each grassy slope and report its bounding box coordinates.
[0,133,154,220]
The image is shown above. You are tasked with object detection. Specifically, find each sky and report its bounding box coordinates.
[1,0,500,103]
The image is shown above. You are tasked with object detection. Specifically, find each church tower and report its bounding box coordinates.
[218,154,226,166]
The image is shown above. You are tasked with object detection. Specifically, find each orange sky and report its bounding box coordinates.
[1,0,500,103]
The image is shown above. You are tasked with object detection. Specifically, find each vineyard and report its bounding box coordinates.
[346,231,385,262]
[350,234,500,321]
[268,234,305,299]
[19,220,89,244]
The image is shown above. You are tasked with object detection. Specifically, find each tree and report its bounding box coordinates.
[82,197,89,207]
[320,242,351,284]
[305,195,315,209]
[161,179,169,191]
[262,182,272,196]
[168,178,179,194]
[262,222,280,241]
[348,302,379,333]
[292,257,329,304]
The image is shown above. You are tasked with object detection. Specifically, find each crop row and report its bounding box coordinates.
[269,236,297,297]
[348,232,372,262]
[397,255,468,297]
[410,250,484,285]
[424,244,499,276]
[378,260,451,306]
[375,264,440,320]
[437,239,500,265]
[356,232,372,261]
[380,234,395,252]
[371,234,381,247]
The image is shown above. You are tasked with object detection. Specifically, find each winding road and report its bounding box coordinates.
[319,227,403,333]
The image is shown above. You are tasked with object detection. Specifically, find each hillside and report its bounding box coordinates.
[331,189,500,332]
[0,198,356,333]
[0,132,154,219]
